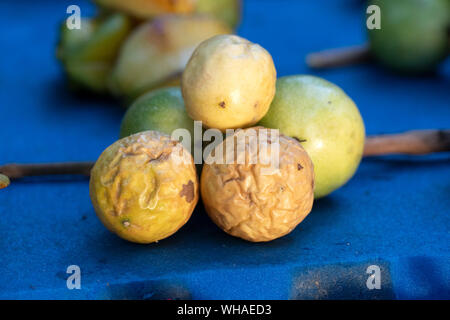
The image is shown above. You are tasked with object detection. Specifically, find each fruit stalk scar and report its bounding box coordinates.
[306,44,371,69]
[0,129,449,188]
[363,129,450,156]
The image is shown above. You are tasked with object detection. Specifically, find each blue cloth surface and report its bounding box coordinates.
[0,0,449,299]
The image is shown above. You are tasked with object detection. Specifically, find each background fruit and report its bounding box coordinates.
[109,15,231,99]
[201,127,314,242]
[368,0,450,73]
[57,13,132,93]
[259,75,365,198]
[196,0,241,29]
[120,87,194,140]
[96,0,240,29]
[182,35,276,131]
[94,0,196,19]
[90,131,199,244]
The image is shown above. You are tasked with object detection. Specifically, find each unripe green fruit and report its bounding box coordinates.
[57,13,132,92]
[259,75,365,198]
[368,0,450,73]
[120,87,194,139]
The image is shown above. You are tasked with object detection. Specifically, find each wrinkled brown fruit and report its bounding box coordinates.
[201,127,315,242]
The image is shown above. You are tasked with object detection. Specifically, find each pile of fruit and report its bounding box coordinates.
[52,0,448,244]
[89,33,365,243]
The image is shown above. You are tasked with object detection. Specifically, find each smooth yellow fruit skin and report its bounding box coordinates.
[182,35,276,131]
[90,131,199,244]
[259,75,365,198]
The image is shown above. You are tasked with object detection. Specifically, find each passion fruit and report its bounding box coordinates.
[90,131,199,243]
[201,127,314,242]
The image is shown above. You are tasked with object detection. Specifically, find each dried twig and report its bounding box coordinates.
[363,129,450,156]
[0,130,449,188]
[306,44,371,69]
[0,162,93,179]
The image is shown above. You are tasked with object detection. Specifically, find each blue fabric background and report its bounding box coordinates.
[0,0,449,299]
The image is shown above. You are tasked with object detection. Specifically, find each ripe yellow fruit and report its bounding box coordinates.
[201,127,314,242]
[90,131,199,244]
[182,35,276,131]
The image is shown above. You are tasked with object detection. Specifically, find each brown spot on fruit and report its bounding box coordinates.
[218,101,226,108]
[180,180,195,203]
[297,163,303,170]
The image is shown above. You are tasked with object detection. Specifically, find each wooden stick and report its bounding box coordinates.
[363,129,450,156]
[0,130,449,188]
[0,162,93,179]
[306,44,371,69]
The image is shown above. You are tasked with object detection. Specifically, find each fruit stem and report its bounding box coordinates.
[363,129,450,157]
[306,44,371,69]
[0,130,449,188]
